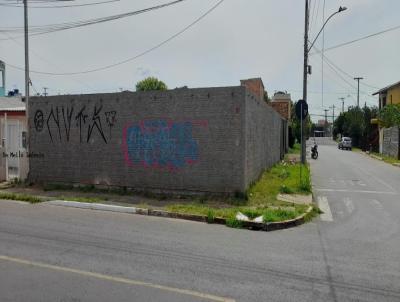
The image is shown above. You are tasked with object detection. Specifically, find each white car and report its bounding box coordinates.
[338,137,352,150]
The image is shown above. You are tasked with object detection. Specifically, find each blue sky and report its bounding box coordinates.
[0,0,399,120]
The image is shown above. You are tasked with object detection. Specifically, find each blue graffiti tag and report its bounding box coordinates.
[125,120,199,170]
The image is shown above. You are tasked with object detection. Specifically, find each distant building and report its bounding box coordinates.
[0,96,28,181]
[270,91,291,120]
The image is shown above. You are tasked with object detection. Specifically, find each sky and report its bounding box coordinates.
[0,0,399,121]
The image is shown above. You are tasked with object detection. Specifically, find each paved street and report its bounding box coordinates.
[1,143,400,301]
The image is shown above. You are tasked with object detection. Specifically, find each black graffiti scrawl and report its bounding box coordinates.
[34,110,44,132]
[47,106,62,142]
[87,104,107,144]
[75,105,88,143]
[35,102,116,144]
[62,106,74,142]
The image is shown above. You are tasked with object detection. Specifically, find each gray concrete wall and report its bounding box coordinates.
[382,126,399,159]
[244,91,283,187]
[29,88,246,193]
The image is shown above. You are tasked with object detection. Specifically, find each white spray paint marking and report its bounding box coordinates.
[343,197,355,214]
[314,188,398,195]
[318,196,333,222]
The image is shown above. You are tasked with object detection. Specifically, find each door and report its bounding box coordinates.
[6,121,20,179]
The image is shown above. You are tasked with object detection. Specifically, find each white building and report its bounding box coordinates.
[0,96,28,181]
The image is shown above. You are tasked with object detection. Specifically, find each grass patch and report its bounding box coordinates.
[0,192,43,203]
[263,208,299,222]
[288,143,301,154]
[165,203,310,226]
[58,196,106,203]
[248,162,311,206]
[371,152,400,165]
[163,161,314,228]
[225,216,243,228]
[44,183,74,191]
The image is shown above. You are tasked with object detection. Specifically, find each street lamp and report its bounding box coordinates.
[301,3,347,164]
[308,7,347,53]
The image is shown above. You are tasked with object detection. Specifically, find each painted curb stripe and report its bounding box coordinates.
[47,200,137,213]
[45,201,313,232]
[0,255,235,302]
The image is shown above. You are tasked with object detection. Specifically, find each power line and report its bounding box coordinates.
[0,0,187,38]
[0,30,96,92]
[309,0,320,39]
[0,0,119,8]
[311,44,380,90]
[6,0,225,76]
[310,23,400,54]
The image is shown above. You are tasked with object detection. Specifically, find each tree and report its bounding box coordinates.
[379,104,400,127]
[333,105,379,149]
[135,77,168,92]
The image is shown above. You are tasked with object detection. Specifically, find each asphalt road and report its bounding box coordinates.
[0,143,399,301]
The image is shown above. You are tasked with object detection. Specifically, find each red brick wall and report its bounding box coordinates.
[270,101,290,120]
[240,78,264,101]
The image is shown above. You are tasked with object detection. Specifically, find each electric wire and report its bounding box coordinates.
[0,0,120,8]
[310,24,400,54]
[311,44,380,90]
[5,0,225,76]
[0,0,187,38]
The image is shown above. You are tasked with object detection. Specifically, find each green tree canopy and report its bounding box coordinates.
[135,77,168,92]
[333,105,379,149]
[378,104,400,127]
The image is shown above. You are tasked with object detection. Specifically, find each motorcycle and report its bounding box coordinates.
[311,144,318,159]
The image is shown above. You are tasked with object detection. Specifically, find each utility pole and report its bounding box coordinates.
[43,87,48,97]
[331,105,335,124]
[339,97,345,113]
[354,77,363,107]
[24,0,29,106]
[301,0,309,164]
[324,109,329,137]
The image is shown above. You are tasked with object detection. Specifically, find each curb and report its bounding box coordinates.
[360,151,400,168]
[45,200,314,232]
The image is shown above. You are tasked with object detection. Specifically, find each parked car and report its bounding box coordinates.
[338,137,352,150]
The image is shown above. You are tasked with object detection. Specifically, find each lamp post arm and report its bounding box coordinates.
[308,10,340,53]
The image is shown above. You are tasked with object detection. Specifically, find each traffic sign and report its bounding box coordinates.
[295,99,308,120]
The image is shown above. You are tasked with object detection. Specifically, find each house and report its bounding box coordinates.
[372,81,400,158]
[372,80,400,109]
[0,96,29,181]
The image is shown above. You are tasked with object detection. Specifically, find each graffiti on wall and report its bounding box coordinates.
[33,103,116,144]
[122,119,207,171]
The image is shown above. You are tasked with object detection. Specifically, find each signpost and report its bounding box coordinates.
[295,100,308,185]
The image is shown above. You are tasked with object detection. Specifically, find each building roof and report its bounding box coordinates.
[0,96,25,111]
[372,80,400,96]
